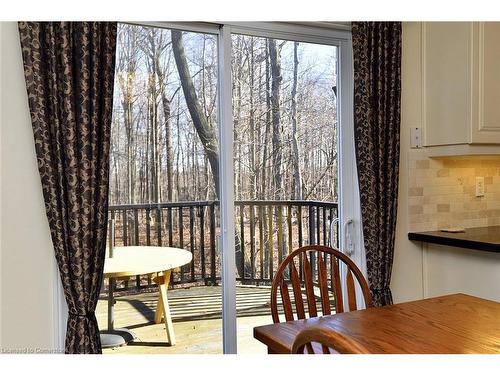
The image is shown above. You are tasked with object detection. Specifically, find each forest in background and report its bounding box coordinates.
[109,23,339,206]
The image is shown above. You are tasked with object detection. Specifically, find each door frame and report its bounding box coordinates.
[336,34,367,309]
[217,24,237,354]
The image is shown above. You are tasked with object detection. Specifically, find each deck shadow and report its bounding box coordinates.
[127,341,172,347]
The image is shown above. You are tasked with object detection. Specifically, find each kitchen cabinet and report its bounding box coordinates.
[472,22,500,143]
[422,22,500,151]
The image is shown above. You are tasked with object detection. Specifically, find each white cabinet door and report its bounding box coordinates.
[422,22,473,146]
[471,22,500,144]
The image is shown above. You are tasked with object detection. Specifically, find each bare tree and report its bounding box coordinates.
[268,39,283,200]
[172,30,248,279]
[171,30,220,197]
[117,24,140,204]
[290,42,303,199]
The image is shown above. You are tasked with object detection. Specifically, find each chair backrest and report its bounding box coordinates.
[270,245,372,323]
[292,326,370,354]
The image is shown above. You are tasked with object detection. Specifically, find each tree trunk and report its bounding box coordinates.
[269,39,287,262]
[291,42,303,200]
[117,25,138,204]
[260,40,271,200]
[249,37,256,200]
[171,30,220,197]
[268,39,283,201]
[155,55,174,202]
[175,96,181,201]
[233,37,242,200]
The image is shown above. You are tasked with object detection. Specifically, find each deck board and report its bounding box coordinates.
[97,285,334,354]
[97,286,275,354]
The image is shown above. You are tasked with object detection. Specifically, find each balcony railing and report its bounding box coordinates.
[107,200,338,292]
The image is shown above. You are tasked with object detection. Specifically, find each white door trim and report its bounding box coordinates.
[228,22,351,46]
[217,24,237,354]
[126,21,220,35]
[337,36,367,309]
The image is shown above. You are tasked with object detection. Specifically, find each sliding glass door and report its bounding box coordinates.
[227,24,361,353]
[94,21,359,354]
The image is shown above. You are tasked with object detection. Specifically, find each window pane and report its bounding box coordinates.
[232,35,338,202]
[99,23,223,354]
[231,34,339,353]
[110,24,219,205]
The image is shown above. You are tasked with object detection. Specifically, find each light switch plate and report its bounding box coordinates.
[475,176,485,197]
[410,127,422,148]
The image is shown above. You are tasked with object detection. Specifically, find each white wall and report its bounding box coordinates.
[424,244,500,301]
[391,22,426,303]
[391,22,500,303]
[0,22,58,351]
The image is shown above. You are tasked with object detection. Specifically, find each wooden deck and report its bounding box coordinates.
[96,286,275,354]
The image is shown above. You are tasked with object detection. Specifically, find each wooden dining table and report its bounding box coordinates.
[254,293,500,354]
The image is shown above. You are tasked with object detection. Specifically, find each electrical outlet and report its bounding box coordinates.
[475,177,485,197]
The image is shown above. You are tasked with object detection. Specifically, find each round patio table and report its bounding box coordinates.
[100,246,192,348]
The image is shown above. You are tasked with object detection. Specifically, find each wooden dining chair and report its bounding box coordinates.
[292,326,370,354]
[270,245,373,323]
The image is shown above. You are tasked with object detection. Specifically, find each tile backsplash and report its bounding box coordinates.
[407,152,500,232]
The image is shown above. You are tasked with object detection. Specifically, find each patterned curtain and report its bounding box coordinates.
[18,22,117,353]
[351,22,402,307]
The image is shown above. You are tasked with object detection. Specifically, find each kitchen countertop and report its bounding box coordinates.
[408,226,500,253]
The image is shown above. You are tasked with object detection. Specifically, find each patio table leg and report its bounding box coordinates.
[108,277,115,330]
[100,276,136,348]
[154,270,175,345]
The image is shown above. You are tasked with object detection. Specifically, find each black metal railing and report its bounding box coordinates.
[107,200,338,292]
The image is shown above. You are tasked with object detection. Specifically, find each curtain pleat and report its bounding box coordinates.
[351,22,402,307]
[18,21,117,353]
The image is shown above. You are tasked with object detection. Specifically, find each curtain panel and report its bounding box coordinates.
[18,22,117,353]
[351,22,402,307]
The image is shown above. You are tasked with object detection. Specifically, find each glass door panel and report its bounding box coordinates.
[101,22,223,354]
[230,32,340,353]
